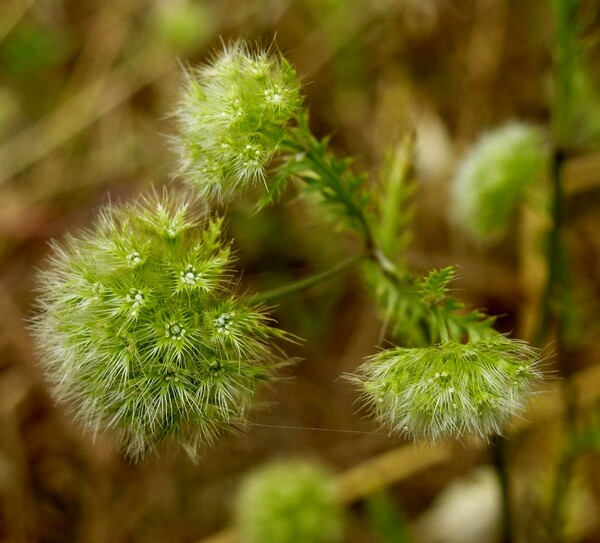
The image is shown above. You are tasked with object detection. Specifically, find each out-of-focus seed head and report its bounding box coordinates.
[451,122,548,240]
[236,459,344,543]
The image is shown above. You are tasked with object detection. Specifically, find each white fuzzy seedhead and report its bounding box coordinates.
[174,41,303,201]
[236,460,344,543]
[349,337,543,441]
[451,123,548,240]
[31,190,288,460]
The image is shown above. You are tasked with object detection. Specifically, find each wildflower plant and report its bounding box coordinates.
[170,41,544,443]
[31,190,287,460]
[32,40,545,461]
[235,459,344,543]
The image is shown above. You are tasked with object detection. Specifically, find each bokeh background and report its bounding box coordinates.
[1,0,600,542]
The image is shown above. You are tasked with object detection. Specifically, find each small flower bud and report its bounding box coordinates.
[451,122,548,240]
[174,41,303,201]
[236,460,344,543]
[31,190,288,460]
[348,337,542,441]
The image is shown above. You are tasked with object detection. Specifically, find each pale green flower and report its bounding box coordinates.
[451,123,548,240]
[349,337,542,441]
[31,190,287,460]
[174,41,303,201]
[236,460,344,543]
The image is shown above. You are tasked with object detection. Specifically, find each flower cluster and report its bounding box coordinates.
[174,42,303,201]
[451,122,548,240]
[31,191,286,460]
[236,459,344,543]
[348,337,542,441]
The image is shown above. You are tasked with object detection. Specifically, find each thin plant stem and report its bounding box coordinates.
[546,148,576,543]
[536,0,580,543]
[248,254,364,304]
[544,1,580,537]
[282,135,404,288]
[491,435,513,543]
[535,148,567,347]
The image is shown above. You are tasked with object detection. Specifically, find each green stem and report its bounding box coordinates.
[433,306,450,344]
[551,0,578,148]
[282,137,373,242]
[543,3,579,536]
[248,254,364,304]
[491,435,513,543]
[282,135,403,288]
[535,148,567,345]
[542,151,575,543]
[548,380,577,543]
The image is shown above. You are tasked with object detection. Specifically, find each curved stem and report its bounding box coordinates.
[247,254,364,304]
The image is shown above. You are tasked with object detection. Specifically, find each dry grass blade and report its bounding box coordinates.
[0,43,174,186]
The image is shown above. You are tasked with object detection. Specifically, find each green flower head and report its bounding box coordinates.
[451,122,548,240]
[236,459,344,543]
[31,190,287,460]
[174,41,303,201]
[349,337,542,441]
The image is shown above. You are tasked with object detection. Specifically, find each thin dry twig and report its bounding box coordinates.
[0,0,37,44]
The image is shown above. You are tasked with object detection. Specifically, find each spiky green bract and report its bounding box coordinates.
[31,190,287,460]
[174,41,303,202]
[349,337,542,441]
[451,122,548,240]
[236,460,344,543]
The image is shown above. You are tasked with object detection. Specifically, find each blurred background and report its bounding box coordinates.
[1,0,599,541]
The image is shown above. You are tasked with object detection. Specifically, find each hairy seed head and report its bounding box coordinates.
[31,189,287,460]
[174,41,303,201]
[236,460,344,543]
[451,122,548,240]
[348,337,543,441]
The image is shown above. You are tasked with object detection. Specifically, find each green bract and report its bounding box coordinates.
[31,190,286,460]
[349,337,542,441]
[236,460,344,543]
[451,122,548,240]
[174,41,303,201]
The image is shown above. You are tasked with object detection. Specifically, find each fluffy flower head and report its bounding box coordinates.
[451,122,548,240]
[31,190,287,459]
[236,459,344,543]
[174,41,303,201]
[349,337,542,441]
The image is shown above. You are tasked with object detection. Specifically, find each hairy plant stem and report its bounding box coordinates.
[433,305,450,344]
